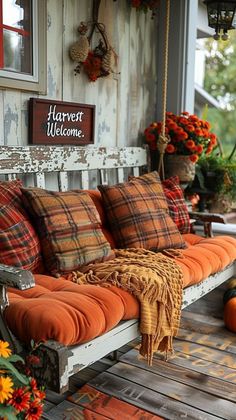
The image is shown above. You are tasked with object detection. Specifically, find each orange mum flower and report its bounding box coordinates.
[196,144,204,154]
[189,154,199,163]
[206,145,213,154]
[167,121,178,130]
[186,124,195,132]
[210,133,217,145]
[195,128,203,136]
[177,132,188,141]
[144,111,216,159]
[166,144,176,153]
[186,140,196,150]
[145,132,155,143]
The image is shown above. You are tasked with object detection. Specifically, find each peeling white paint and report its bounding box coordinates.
[0,0,158,147]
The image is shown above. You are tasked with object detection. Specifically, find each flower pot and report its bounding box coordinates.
[164,155,196,183]
[209,193,233,214]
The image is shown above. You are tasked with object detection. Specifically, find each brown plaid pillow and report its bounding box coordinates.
[22,188,114,276]
[0,180,43,272]
[98,171,185,251]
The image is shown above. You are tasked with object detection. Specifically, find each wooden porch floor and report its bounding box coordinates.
[42,284,236,420]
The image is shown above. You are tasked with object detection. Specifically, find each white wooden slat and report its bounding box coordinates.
[67,319,139,375]
[6,174,17,180]
[133,166,140,177]
[99,169,108,186]
[58,171,69,192]
[81,171,89,190]
[0,146,147,174]
[35,172,46,188]
[118,167,125,183]
[182,263,236,308]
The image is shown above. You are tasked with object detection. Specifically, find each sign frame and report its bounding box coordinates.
[28,98,95,145]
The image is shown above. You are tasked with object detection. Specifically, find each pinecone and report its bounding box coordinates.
[69,35,89,63]
[102,47,113,73]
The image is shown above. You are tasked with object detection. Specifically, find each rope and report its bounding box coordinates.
[157,0,170,180]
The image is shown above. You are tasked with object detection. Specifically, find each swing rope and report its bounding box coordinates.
[157,0,170,180]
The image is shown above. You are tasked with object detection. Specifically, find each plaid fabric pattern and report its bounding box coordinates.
[162,176,190,234]
[0,180,23,208]
[0,181,43,272]
[22,188,113,276]
[98,171,185,251]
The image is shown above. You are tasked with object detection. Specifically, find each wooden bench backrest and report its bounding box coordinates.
[0,145,147,190]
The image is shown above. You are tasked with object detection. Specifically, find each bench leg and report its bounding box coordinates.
[30,340,69,394]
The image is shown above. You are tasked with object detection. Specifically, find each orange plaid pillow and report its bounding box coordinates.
[22,188,114,276]
[99,172,185,251]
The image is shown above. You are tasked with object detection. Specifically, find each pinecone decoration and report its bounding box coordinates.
[69,34,89,63]
[102,47,113,73]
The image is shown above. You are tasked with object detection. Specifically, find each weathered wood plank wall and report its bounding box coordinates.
[1,0,158,147]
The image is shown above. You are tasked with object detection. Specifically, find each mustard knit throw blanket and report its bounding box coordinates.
[69,248,183,364]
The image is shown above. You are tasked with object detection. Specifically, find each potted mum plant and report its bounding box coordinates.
[195,154,236,213]
[0,340,45,420]
[144,111,218,183]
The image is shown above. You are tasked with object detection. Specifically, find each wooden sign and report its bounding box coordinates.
[29,98,95,145]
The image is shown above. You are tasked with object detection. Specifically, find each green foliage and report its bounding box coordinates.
[197,155,236,200]
[0,356,28,386]
[203,31,236,158]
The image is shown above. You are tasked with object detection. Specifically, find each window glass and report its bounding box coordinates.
[1,0,32,74]
[0,0,46,93]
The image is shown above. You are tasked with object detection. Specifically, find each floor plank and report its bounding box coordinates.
[166,347,236,385]
[177,327,236,353]
[105,362,235,419]
[120,348,236,402]
[89,371,221,420]
[68,384,162,419]
[174,340,236,369]
[44,282,236,419]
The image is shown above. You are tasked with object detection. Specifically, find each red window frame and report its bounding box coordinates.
[0,0,30,69]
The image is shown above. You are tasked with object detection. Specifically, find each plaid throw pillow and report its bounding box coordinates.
[162,176,190,234]
[98,171,185,251]
[0,181,43,272]
[21,188,114,276]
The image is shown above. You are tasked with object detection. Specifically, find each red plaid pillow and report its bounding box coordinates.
[99,172,185,251]
[162,176,190,234]
[0,180,43,272]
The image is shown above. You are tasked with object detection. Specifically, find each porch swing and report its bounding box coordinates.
[0,0,235,395]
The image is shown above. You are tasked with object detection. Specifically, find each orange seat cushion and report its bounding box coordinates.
[178,234,236,287]
[4,235,236,347]
[5,275,139,346]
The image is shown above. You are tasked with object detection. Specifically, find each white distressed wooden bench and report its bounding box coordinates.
[0,145,235,393]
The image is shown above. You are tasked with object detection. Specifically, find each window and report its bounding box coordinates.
[0,0,46,93]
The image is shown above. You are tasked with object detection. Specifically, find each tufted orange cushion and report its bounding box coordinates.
[5,275,139,346]
[178,234,236,287]
[4,234,236,347]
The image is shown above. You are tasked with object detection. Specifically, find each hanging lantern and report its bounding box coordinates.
[204,0,236,40]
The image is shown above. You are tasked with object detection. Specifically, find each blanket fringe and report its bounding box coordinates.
[68,248,183,363]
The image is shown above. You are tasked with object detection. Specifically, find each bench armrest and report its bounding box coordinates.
[189,212,226,237]
[0,264,35,290]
